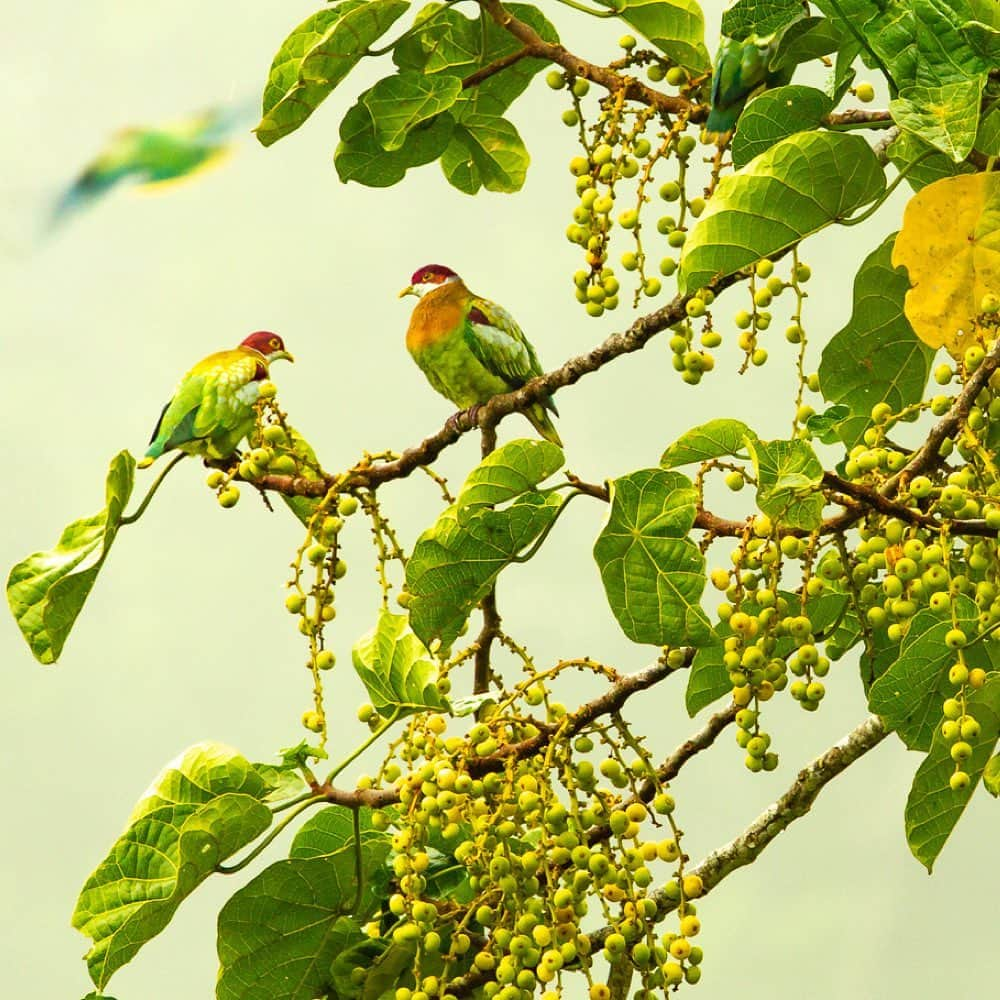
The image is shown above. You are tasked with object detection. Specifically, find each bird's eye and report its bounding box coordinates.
[270,338,280,349]
[423,272,433,282]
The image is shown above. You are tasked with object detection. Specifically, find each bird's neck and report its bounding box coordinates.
[237,345,270,380]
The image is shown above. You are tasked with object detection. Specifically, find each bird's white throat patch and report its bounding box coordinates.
[412,275,459,297]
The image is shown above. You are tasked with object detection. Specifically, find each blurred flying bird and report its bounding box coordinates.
[51,102,254,226]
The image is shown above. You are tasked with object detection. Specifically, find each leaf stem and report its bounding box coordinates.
[553,0,620,16]
[324,708,402,786]
[510,490,583,563]
[366,0,463,57]
[215,795,325,875]
[120,452,186,525]
[840,149,936,227]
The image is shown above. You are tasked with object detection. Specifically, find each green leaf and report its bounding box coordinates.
[440,114,529,194]
[456,438,564,514]
[593,469,712,648]
[407,491,562,648]
[330,937,388,1000]
[352,609,449,716]
[975,105,1000,157]
[818,234,934,447]
[7,450,135,664]
[746,438,824,531]
[597,0,710,72]
[891,78,984,162]
[257,0,410,147]
[659,418,756,468]
[769,16,844,71]
[909,0,989,87]
[679,132,885,294]
[361,940,419,1000]
[72,743,272,989]
[983,753,1000,797]
[335,100,455,187]
[905,674,1000,871]
[868,595,990,750]
[396,4,559,117]
[363,71,463,151]
[291,807,392,916]
[804,404,850,444]
[721,0,805,41]
[685,630,729,716]
[218,881,366,1000]
[731,86,834,170]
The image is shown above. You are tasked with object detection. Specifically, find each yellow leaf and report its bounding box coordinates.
[892,173,1000,357]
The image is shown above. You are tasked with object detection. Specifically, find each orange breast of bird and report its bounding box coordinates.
[406,281,470,353]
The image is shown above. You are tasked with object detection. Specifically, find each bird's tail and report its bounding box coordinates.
[526,404,563,448]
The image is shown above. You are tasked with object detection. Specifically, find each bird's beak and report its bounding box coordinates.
[399,285,416,298]
[271,350,294,363]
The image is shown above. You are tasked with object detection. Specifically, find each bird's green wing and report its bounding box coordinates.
[147,372,209,453]
[463,295,544,388]
[188,353,260,438]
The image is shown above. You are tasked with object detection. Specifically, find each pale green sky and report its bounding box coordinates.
[2,2,995,999]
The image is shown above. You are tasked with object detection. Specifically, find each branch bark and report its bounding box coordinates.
[651,714,888,916]
[478,0,701,121]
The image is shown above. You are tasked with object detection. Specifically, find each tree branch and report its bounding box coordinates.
[653,714,887,914]
[463,47,532,90]
[587,702,737,846]
[311,660,675,805]
[474,426,502,695]
[477,0,701,121]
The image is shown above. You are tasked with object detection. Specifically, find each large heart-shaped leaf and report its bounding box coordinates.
[892,172,1000,356]
[679,132,885,294]
[593,469,711,647]
[731,86,833,169]
[72,743,272,990]
[256,0,410,146]
[818,234,934,447]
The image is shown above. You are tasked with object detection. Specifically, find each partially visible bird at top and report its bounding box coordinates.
[399,265,562,447]
[704,34,794,138]
[50,101,255,227]
[138,331,294,469]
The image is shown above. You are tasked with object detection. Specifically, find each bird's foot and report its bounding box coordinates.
[447,405,482,435]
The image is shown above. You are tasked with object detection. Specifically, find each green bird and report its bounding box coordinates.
[139,331,294,468]
[399,265,562,446]
[51,103,252,226]
[705,34,794,137]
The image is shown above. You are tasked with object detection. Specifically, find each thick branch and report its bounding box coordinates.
[653,715,887,915]
[474,426,502,695]
[478,0,700,120]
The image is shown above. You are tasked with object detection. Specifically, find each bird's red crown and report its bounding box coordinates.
[240,331,287,355]
[410,264,458,286]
